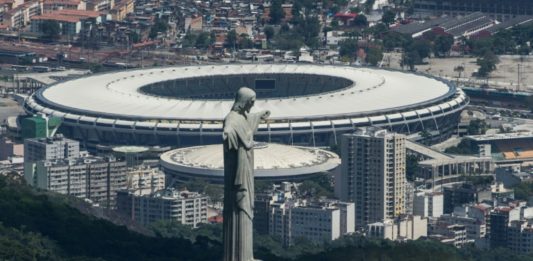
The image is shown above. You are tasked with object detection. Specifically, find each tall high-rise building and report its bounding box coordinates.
[338,127,406,228]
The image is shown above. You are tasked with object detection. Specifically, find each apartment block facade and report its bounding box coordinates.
[339,127,406,228]
[116,188,208,227]
[30,156,127,208]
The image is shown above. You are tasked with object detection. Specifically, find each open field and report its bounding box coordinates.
[385,53,533,92]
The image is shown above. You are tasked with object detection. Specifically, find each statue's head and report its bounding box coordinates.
[232,87,256,113]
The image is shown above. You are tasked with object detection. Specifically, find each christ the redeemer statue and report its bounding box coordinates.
[222,87,270,261]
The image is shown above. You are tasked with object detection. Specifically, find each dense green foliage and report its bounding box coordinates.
[434,35,454,57]
[2,175,533,261]
[0,222,64,260]
[40,20,60,40]
[298,239,533,261]
[445,139,477,155]
[406,154,419,181]
[466,24,533,56]
[513,182,533,201]
[467,119,489,135]
[182,31,213,49]
[298,174,335,198]
[177,178,224,204]
[0,175,222,261]
[269,0,285,24]
[149,16,168,39]
[464,175,494,187]
[381,10,396,25]
[476,51,500,78]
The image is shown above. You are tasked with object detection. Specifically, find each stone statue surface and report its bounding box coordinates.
[222,87,269,261]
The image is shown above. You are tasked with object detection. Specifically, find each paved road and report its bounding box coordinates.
[0,97,23,123]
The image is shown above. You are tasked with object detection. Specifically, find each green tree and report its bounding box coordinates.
[366,47,383,66]
[264,26,275,41]
[410,39,432,60]
[350,6,360,13]
[294,16,321,48]
[433,34,454,57]
[129,31,141,43]
[149,17,168,39]
[182,32,197,48]
[204,184,223,205]
[353,14,368,27]
[383,32,410,51]
[401,51,419,71]
[476,51,499,78]
[226,29,237,48]
[339,39,358,60]
[89,63,103,73]
[195,32,211,49]
[468,38,493,56]
[269,0,284,24]
[454,65,465,79]
[445,139,477,155]
[406,155,419,181]
[297,174,334,198]
[238,34,254,49]
[381,10,396,25]
[467,119,489,135]
[513,182,533,200]
[364,0,375,12]
[40,20,60,40]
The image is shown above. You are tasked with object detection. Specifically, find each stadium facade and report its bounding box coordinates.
[24,64,468,148]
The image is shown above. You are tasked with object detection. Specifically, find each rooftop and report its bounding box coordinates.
[34,64,454,122]
[161,143,339,170]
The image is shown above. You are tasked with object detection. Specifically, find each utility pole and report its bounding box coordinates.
[517,63,521,92]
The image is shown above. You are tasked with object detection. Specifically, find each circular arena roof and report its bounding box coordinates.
[33,64,454,122]
[160,143,340,181]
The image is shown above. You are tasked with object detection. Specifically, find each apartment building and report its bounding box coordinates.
[338,127,406,228]
[24,134,79,163]
[31,156,127,208]
[367,215,428,241]
[116,188,208,227]
[413,191,444,218]
[269,199,355,246]
[125,165,165,196]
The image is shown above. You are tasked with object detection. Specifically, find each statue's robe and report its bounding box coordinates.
[222,110,262,261]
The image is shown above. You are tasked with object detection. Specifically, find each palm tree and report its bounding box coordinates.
[454,65,465,84]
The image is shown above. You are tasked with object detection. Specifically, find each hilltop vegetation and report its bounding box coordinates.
[1,175,533,261]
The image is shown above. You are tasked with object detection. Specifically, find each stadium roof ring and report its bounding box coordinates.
[160,143,341,183]
[24,64,469,147]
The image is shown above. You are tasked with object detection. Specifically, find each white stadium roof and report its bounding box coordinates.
[160,143,340,179]
[35,64,454,121]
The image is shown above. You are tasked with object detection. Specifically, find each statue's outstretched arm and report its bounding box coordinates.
[247,110,270,132]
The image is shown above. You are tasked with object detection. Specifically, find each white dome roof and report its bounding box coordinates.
[160,143,340,180]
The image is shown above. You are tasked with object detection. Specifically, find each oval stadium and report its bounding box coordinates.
[24,64,468,148]
[160,143,340,183]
